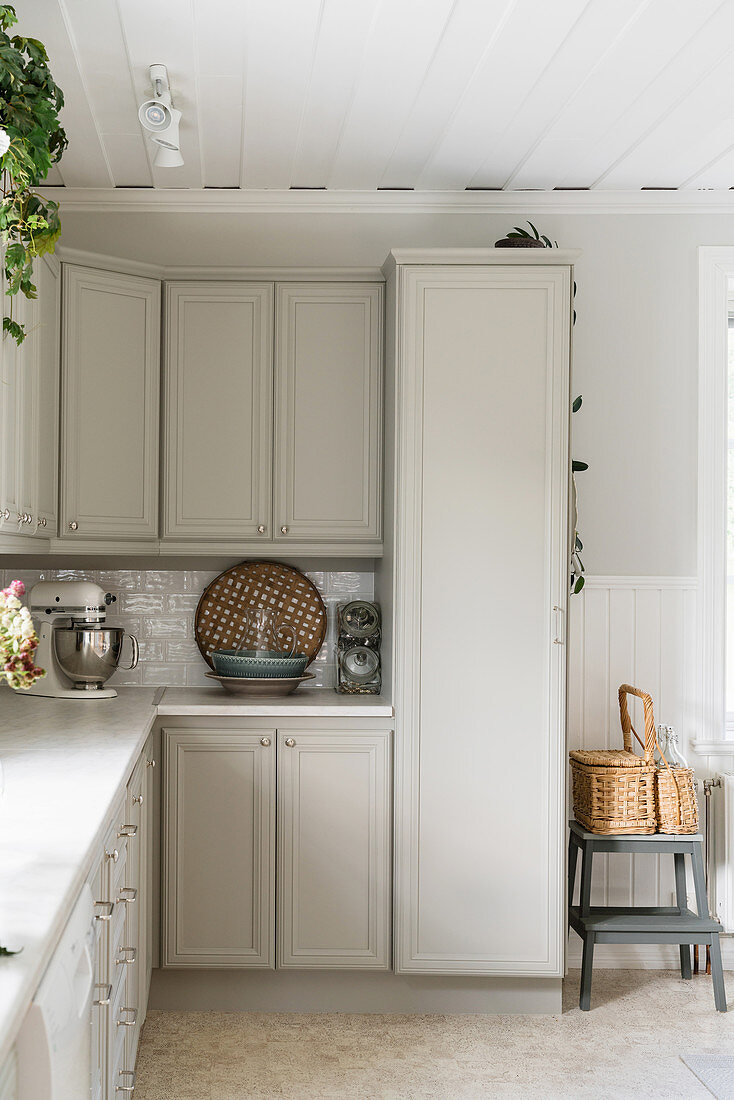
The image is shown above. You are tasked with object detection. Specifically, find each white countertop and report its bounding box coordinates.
[0,685,393,1064]
[158,686,393,716]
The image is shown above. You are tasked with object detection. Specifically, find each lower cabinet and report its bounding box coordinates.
[89,735,155,1099]
[162,726,391,970]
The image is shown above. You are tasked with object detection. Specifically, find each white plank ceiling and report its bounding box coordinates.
[17,0,734,191]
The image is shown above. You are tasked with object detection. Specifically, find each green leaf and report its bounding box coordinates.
[572,395,582,413]
[527,221,540,239]
[575,535,583,550]
[572,460,589,472]
[3,316,25,344]
[573,576,585,594]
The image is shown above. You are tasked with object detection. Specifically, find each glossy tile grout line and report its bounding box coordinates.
[134,970,731,1099]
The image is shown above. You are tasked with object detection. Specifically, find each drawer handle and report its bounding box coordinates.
[117,824,137,838]
[132,793,143,805]
[117,1007,138,1028]
[105,848,119,863]
[117,887,137,905]
[116,946,137,965]
[94,900,114,921]
[116,1070,136,1092]
[93,983,112,1007]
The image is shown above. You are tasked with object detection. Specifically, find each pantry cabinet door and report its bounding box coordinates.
[163,283,273,540]
[60,265,160,539]
[277,729,391,969]
[274,284,382,544]
[163,729,275,968]
[393,263,571,977]
[31,254,60,537]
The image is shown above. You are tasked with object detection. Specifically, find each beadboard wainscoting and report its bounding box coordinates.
[567,574,734,967]
[0,567,374,688]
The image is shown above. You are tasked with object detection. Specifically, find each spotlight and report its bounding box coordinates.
[138,64,183,168]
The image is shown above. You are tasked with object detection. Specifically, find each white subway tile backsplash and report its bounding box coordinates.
[7,567,373,688]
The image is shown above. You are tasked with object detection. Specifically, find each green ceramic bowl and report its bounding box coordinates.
[211,649,309,679]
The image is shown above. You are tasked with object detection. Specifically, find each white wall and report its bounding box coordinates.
[56,198,733,578]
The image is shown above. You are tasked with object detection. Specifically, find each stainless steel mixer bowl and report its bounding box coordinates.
[53,626,139,690]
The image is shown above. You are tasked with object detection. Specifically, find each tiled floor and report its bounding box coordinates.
[135,970,731,1098]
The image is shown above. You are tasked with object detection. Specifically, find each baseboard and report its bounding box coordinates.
[567,933,734,969]
[149,969,562,1015]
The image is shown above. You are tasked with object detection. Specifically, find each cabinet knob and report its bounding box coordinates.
[105,847,119,863]
[257,524,266,535]
[284,737,296,748]
[260,737,271,747]
[0,508,9,521]
[133,793,143,805]
[38,516,46,528]
[68,521,78,531]
[280,525,289,535]
[146,758,156,768]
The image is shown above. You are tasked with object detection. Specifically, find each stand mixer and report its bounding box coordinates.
[21,581,139,700]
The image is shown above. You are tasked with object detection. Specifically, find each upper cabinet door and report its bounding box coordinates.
[163,283,273,540]
[61,265,161,540]
[31,254,60,537]
[274,284,383,544]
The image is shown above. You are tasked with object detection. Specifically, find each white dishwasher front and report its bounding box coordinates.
[16,883,94,1099]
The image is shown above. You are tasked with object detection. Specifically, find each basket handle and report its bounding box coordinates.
[618,684,657,764]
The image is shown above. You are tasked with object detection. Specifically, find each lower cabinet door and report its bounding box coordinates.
[163,729,275,967]
[277,730,391,969]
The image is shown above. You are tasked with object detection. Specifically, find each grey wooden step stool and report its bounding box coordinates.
[568,820,726,1012]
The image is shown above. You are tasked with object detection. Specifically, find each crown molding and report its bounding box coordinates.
[36,187,734,216]
[55,246,384,282]
[580,575,698,589]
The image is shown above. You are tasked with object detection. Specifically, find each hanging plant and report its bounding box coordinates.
[0,3,66,345]
[571,394,588,593]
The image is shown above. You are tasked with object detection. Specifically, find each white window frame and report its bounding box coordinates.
[697,248,734,751]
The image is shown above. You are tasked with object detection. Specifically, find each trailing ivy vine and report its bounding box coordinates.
[0,3,66,345]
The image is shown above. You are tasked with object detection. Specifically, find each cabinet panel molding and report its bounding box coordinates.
[277,729,391,969]
[274,283,383,543]
[60,264,161,539]
[163,283,273,540]
[162,728,275,968]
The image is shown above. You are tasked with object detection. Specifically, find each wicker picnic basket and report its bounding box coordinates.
[570,684,699,835]
[570,685,658,835]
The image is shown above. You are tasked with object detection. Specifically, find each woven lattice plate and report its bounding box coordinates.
[194,560,327,669]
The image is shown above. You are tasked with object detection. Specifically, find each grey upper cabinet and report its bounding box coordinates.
[163,283,274,541]
[0,255,59,548]
[274,283,383,545]
[277,729,391,969]
[162,728,276,968]
[60,265,161,540]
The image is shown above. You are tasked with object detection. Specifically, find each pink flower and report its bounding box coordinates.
[9,580,24,597]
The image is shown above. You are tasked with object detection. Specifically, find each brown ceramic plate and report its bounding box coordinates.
[205,671,315,696]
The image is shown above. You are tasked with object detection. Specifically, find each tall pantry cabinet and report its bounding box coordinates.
[382,250,576,983]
